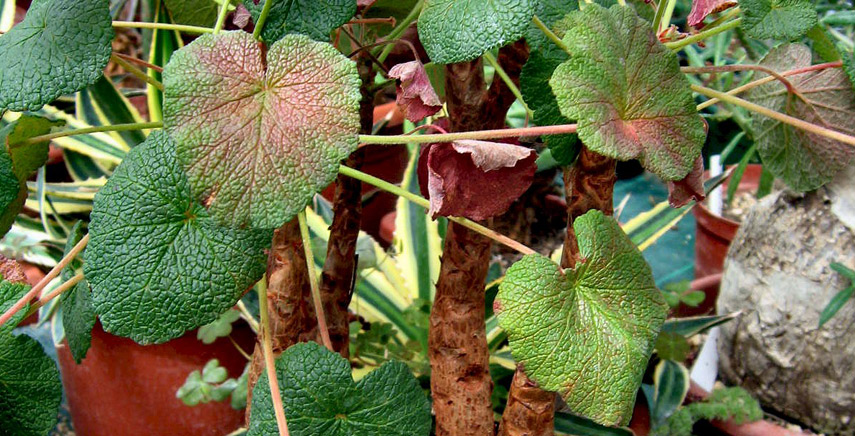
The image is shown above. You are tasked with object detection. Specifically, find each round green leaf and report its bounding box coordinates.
[85,131,271,344]
[248,342,431,436]
[243,0,356,42]
[549,4,706,181]
[0,0,113,111]
[496,210,668,426]
[163,31,361,228]
[418,0,535,64]
[741,0,817,41]
[747,43,855,191]
[0,332,62,436]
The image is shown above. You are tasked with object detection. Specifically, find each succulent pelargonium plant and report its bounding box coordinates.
[0,0,853,434]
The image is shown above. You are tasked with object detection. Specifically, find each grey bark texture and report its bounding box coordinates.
[717,166,855,435]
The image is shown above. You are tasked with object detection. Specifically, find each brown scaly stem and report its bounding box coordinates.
[318,55,373,357]
[429,40,529,436]
[429,221,495,436]
[498,148,616,435]
[245,219,318,423]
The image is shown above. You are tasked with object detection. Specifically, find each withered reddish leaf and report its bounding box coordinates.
[232,4,252,29]
[667,156,705,207]
[417,140,536,221]
[388,61,443,123]
[687,0,737,27]
[163,32,361,228]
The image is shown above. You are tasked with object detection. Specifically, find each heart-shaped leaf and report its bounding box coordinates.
[741,0,817,40]
[418,0,535,64]
[163,31,361,228]
[85,131,271,344]
[0,331,62,436]
[747,43,855,191]
[60,220,96,363]
[496,210,668,426]
[549,4,706,181]
[1,115,64,238]
[243,0,356,42]
[0,0,113,111]
[417,140,537,221]
[248,341,431,436]
[687,0,737,27]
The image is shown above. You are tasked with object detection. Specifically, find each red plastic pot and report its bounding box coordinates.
[56,321,255,436]
[687,164,763,316]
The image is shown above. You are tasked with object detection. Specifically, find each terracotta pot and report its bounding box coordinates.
[56,321,255,436]
[687,164,763,316]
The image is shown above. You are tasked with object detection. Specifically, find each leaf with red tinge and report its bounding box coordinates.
[687,0,737,27]
[163,32,361,228]
[388,61,443,123]
[667,156,705,207]
[550,4,706,181]
[417,140,536,221]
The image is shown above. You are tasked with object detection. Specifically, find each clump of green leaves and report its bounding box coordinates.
[651,387,763,436]
[176,359,249,410]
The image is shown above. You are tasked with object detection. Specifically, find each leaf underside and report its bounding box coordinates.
[248,342,431,436]
[0,0,113,111]
[60,220,96,363]
[0,115,63,238]
[418,0,535,64]
[496,210,667,426]
[549,4,706,181]
[85,131,271,344]
[163,31,361,229]
[747,43,855,191]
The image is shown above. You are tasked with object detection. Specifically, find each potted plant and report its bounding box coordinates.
[1,0,853,435]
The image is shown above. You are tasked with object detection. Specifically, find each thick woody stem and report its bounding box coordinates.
[318,55,373,357]
[245,219,318,423]
[429,40,530,436]
[429,221,495,436]
[499,148,616,436]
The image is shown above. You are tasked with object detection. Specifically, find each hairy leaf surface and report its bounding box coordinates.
[496,210,667,426]
[60,221,95,363]
[0,331,62,436]
[520,44,579,165]
[163,32,361,228]
[418,0,535,64]
[243,0,356,42]
[747,43,855,191]
[248,342,431,436]
[0,0,113,111]
[0,280,29,333]
[741,0,817,40]
[86,131,271,344]
[550,4,705,180]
